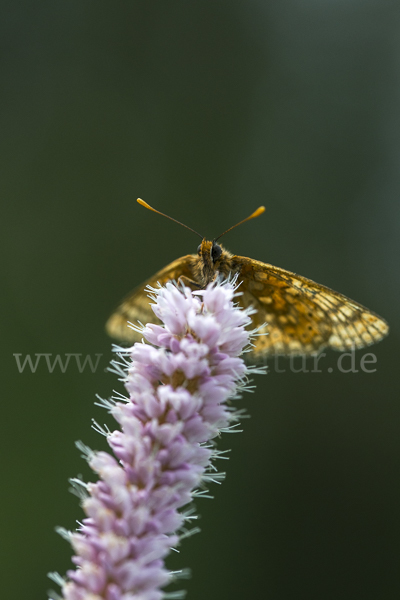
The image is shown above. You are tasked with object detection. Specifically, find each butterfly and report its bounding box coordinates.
[106,199,389,360]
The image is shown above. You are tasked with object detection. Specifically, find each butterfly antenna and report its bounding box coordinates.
[214,206,265,241]
[137,198,203,239]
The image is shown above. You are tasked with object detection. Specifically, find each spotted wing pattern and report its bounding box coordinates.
[235,257,389,359]
[106,255,196,343]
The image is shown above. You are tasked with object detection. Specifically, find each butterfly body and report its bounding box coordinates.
[106,237,389,360]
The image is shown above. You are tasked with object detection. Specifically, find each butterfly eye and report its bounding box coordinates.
[211,243,222,262]
[197,244,202,255]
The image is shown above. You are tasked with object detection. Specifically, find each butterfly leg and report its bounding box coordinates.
[178,276,202,290]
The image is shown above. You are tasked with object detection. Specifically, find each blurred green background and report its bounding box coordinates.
[1,2,399,599]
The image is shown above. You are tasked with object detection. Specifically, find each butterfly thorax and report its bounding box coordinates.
[193,239,234,286]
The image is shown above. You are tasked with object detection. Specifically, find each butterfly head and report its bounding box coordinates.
[196,239,232,285]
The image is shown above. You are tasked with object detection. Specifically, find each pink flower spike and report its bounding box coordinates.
[49,279,265,600]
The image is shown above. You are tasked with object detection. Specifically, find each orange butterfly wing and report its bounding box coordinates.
[106,251,388,359]
[106,255,196,343]
[234,256,389,359]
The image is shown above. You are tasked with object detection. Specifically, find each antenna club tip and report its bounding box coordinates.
[253,206,266,217]
[136,198,154,210]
